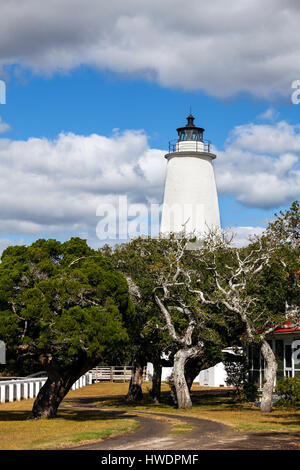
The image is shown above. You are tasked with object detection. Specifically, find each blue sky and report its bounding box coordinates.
[3,66,272,145]
[0,0,300,252]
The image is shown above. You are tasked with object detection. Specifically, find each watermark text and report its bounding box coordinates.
[291,80,300,104]
[0,80,6,104]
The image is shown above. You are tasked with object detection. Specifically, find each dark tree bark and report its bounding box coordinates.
[30,357,95,419]
[126,358,145,401]
[31,374,73,419]
[185,356,204,392]
[151,357,162,403]
[260,339,277,413]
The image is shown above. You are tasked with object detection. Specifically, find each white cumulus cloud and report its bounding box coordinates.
[0,118,299,246]
[0,238,26,256]
[0,130,166,243]
[1,0,300,98]
[229,226,266,248]
[214,120,300,208]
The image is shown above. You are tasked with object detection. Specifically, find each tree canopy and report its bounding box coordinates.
[0,237,134,418]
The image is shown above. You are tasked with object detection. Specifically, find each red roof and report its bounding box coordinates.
[274,326,300,333]
[274,321,300,333]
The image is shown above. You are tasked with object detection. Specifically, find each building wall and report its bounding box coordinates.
[199,362,228,387]
[160,154,220,235]
[146,362,226,386]
[248,333,300,388]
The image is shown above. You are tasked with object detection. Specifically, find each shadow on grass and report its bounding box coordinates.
[0,410,32,422]
[0,407,134,423]
[64,392,175,410]
[56,408,136,422]
[4,387,299,429]
[268,411,300,427]
[64,388,240,413]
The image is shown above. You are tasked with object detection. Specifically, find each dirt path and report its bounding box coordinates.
[63,398,300,450]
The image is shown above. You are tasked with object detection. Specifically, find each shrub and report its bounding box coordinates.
[275,377,300,407]
[241,381,259,402]
[225,352,259,402]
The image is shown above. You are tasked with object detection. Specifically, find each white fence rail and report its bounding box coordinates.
[90,366,147,382]
[0,372,93,404]
[91,366,133,382]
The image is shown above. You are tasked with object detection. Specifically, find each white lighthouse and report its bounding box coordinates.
[160,113,220,237]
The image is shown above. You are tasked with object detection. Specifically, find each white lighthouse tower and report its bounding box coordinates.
[160,113,220,237]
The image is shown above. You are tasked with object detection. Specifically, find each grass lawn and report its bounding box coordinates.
[0,387,139,450]
[0,381,299,449]
[88,382,300,435]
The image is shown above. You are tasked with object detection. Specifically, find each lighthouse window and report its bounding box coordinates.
[192,132,203,141]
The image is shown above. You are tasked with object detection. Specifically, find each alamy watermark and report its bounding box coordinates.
[0,80,6,104]
[292,340,300,366]
[291,80,300,104]
[95,195,206,242]
[96,196,161,241]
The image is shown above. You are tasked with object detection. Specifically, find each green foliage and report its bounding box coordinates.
[225,352,247,398]
[241,381,259,403]
[275,377,300,407]
[101,236,180,362]
[265,201,300,311]
[0,237,134,375]
[266,200,300,247]
[225,354,259,402]
[225,356,248,391]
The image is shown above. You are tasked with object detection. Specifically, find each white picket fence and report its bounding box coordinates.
[91,366,133,382]
[90,365,149,382]
[0,372,93,404]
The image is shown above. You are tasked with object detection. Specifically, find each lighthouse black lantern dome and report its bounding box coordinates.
[160,112,220,236]
[168,113,211,154]
[177,113,204,140]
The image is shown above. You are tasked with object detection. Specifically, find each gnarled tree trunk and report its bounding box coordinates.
[260,339,277,413]
[30,357,96,419]
[31,375,72,419]
[31,368,85,419]
[173,347,200,409]
[126,358,144,401]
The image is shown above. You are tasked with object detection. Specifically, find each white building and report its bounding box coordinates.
[146,361,228,387]
[160,113,220,236]
[248,330,300,387]
[198,362,228,387]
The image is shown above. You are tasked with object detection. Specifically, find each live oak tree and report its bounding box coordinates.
[105,235,227,409]
[253,202,300,410]
[155,234,252,408]
[192,218,300,413]
[101,238,174,403]
[107,234,234,408]
[0,238,134,419]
